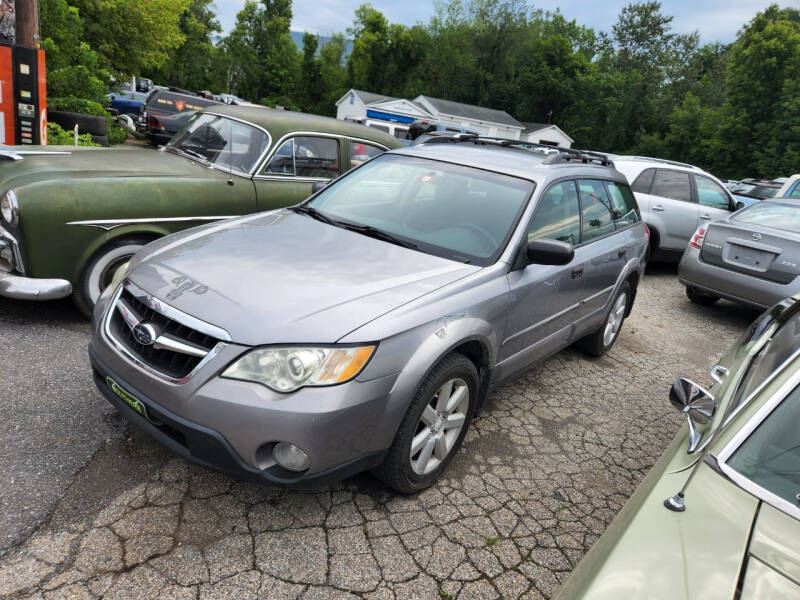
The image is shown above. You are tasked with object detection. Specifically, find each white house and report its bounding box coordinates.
[335,89,572,145]
[521,122,573,148]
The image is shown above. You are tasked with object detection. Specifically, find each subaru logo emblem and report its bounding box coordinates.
[752,233,762,241]
[132,322,157,346]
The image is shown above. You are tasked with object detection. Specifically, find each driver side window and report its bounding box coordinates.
[695,175,731,210]
[527,180,581,245]
[263,136,340,179]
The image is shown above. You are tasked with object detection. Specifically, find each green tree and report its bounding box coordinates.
[70,0,192,76]
[299,32,321,111]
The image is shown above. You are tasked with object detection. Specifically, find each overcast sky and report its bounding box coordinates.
[215,0,779,43]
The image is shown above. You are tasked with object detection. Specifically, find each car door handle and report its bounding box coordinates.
[652,205,665,212]
[699,213,711,220]
[571,268,584,279]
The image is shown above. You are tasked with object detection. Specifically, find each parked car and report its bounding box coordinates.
[731,178,782,202]
[613,157,743,261]
[146,110,195,147]
[678,200,800,308]
[777,173,800,199]
[140,88,221,133]
[108,91,148,119]
[0,105,400,315]
[88,137,648,493]
[554,293,800,600]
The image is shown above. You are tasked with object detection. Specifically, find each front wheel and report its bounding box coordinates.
[374,353,478,494]
[579,282,631,357]
[73,238,149,318]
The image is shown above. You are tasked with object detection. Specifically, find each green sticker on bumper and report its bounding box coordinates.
[106,376,149,420]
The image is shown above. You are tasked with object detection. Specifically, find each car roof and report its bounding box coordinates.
[611,155,704,173]
[388,141,628,185]
[201,104,401,149]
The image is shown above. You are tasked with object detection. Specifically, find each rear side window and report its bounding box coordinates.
[527,180,581,245]
[578,180,615,242]
[652,170,692,202]
[788,182,800,199]
[349,141,383,169]
[695,175,730,210]
[606,181,640,227]
[631,168,656,194]
[264,136,339,179]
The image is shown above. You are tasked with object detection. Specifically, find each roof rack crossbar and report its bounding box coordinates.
[419,133,614,167]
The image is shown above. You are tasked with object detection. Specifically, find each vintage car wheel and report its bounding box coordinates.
[374,353,477,494]
[74,238,151,317]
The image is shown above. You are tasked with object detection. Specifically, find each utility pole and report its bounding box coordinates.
[16,0,40,48]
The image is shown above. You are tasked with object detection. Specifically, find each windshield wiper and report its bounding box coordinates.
[290,205,340,227]
[169,146,209,165]
[339,222,418,250]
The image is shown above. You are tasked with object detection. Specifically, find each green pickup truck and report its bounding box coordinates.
[0,105,400,315]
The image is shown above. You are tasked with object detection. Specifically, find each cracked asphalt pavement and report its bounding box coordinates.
[0,265,758,599]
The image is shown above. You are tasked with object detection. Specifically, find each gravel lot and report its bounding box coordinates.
[0,265,758,599]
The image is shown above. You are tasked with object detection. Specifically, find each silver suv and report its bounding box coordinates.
[89,137,648,493]
[613,157,740,260]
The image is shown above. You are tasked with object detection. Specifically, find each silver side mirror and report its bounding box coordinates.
[669,378,716,453]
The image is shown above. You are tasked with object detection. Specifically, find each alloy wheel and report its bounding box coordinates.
[602,293,627,347]
[410,377,469,475]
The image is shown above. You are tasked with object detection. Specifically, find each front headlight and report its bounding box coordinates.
[0,190,18,226]
[222,345,376,393]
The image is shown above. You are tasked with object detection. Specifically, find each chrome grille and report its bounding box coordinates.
[105,282,225,382]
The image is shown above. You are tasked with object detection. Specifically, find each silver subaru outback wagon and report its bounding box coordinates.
[88,137,648,493]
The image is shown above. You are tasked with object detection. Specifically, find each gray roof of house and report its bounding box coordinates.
[419,95,522,128]
[522,122,551,133]
[352,90,397,105]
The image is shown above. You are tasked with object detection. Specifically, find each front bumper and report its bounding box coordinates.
[0,269,72,300]
[678,246,800,309]
[88,321,400,485]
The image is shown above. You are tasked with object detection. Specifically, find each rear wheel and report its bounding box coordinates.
[579,282,631,357]
[73,238,150,318]
[374,353,477,494]
[686,285,720,306]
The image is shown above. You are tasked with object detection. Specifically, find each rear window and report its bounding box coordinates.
[631,168,655,194]
[733,203,800,234]
[146,90,219,115]
[606,181,640,226]
[578,180,615,242]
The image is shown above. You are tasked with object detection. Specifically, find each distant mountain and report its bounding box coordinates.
[290,31,353,59]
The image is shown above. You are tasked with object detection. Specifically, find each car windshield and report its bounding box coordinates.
[732,203,800,234]
[727,383,800,512]
[305,154,534,265]
[167,113,269,175]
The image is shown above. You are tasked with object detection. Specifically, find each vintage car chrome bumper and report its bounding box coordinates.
[0,270,72,300]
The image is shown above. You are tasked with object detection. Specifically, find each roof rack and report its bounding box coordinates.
[419,133,615,167]
[620,155,698,170]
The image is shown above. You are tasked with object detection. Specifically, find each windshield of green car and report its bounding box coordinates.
[167,113,270,176]
[305,154,534,266]
[727,383,800,513]
[732,203,800,234]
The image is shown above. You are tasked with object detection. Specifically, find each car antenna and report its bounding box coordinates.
[227,122,234,186]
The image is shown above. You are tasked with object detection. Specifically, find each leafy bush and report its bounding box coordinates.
[47,122,99,146]
[108,124,128,144]
[49,96,109,116]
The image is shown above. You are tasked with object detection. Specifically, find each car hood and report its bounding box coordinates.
[0,145,198,189]
[127,210,478,345]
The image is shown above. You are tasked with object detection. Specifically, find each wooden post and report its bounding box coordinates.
[16,0,40,48]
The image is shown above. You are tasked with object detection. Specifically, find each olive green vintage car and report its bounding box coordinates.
[554,296,800,599]
[0,105,400,315]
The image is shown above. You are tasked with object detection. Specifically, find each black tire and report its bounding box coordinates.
[374,353,478,494]
[686,285,720,306]
[49,110,108,136]
[91,134,109,147]
[73,237,151,318]
[579,282,632,357]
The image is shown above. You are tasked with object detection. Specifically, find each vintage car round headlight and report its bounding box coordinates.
[0,189,18,226]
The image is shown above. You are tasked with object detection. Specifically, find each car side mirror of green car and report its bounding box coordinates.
[526,239,574,266]
[669,377,716,453]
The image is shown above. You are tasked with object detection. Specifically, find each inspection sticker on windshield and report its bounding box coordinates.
[106,376,149,420]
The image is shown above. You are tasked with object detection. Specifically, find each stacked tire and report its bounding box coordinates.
[48,110,109,146]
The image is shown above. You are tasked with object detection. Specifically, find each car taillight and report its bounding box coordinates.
[148,115,164,131]
[689,225,707,249]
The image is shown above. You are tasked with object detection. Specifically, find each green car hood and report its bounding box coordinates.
[553,434,759,600]
[0,145,197,189]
